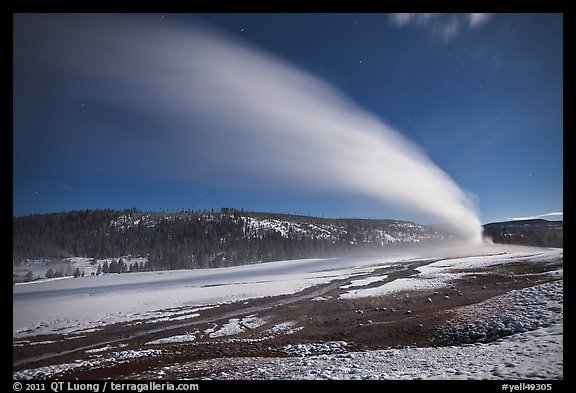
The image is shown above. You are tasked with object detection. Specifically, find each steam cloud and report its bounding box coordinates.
[16,14,483,243]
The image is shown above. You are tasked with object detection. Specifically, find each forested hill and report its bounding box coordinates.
[13,208,450,270]
[482,219,563,248]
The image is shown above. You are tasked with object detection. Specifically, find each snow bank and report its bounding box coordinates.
[447,280,563,342]
[146,333,198,345]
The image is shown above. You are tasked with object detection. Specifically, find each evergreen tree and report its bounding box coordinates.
[109,259,119,273]
[45,268,55,279]
[24,270,34,282]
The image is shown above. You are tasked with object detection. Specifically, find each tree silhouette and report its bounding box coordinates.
[45,268,55,279]
[24,270,34,282]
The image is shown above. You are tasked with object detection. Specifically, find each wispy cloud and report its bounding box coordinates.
[389,13,492,42]
[508,212,563,221]
[468,13,491,28]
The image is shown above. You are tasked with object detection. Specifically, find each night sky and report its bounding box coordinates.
[13,13,563,225]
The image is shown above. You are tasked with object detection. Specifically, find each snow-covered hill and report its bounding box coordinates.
[108,210,448,244]
[14,209,452,281]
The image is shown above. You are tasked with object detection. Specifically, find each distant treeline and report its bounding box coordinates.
[12,208,445,270]
[13,209,562,271]
[482,219,563,248]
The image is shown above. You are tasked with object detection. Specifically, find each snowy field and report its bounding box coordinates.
[14,244,561,339]
[13,254,408,337]
[13,244,562,380]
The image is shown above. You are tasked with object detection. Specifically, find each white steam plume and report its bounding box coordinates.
[17,14,483,243]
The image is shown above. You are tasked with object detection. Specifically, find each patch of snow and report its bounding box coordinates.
[146,332,198,345]
[340,276,453,299]
[85,345,114,353]
[13,349,163,380]
[209,315,266,338]
[340,275,389,289]
[264,321,302,335]
[110,349,163,361]
[283,341,348,357]
[203,324,218,335]
[29,340,57,345]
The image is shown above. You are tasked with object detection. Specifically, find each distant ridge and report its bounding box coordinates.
[13,208,452,270]
[482,219,562,247]
[13,209,563,272]
[484,218,560,226]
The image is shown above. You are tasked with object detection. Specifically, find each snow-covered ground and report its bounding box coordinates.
[13,254,413,338]
[13,245,561,339]
[13,256,148,282]
[12,244,562,380]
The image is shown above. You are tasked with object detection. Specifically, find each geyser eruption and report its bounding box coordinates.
[16,14,483,243]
